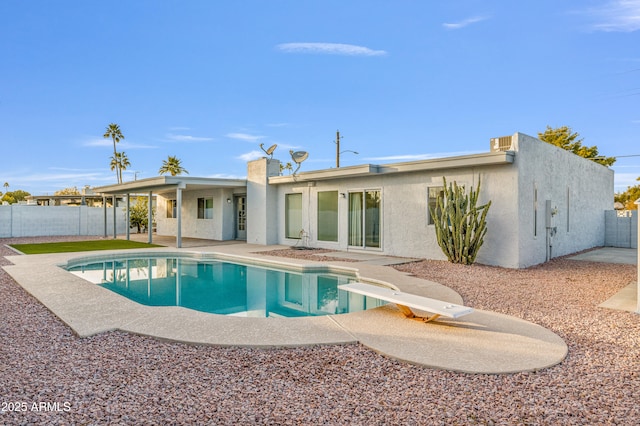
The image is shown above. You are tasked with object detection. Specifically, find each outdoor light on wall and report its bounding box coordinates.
[340,193,346,198]
[227,198,231,204]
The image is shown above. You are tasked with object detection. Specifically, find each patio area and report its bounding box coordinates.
[3,240,567,374]
[1,237,638,424]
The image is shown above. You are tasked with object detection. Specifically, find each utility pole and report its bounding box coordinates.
[335,130,341,168]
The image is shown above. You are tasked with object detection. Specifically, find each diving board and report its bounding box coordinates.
[338,282,474,322]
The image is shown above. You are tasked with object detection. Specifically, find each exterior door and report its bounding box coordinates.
[235,195,247,240]
[348,190,381,248]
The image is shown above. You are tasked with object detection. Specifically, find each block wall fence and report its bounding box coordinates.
[0,205,127,238]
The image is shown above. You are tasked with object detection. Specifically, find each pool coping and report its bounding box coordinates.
[3,244,568,374]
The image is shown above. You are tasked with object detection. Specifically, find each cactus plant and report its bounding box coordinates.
[430,176,491,265]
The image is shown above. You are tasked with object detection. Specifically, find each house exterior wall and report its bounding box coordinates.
[512,133,614,267]
[265,133,613,269]
[273,163,520,267]
[247,158,280,245]
[155,188,237,240]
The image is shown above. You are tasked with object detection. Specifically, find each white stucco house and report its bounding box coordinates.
[95,132,614,269]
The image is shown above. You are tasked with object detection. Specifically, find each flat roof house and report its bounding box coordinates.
[95,132,614,268]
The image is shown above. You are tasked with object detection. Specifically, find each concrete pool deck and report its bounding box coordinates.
[2,243,568,374]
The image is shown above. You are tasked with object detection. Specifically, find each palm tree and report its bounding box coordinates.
[103,123,125,183]
[158,155,189,176]
[110,152,131,183]
[3,182,8,193]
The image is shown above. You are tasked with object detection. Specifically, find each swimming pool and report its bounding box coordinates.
[65,254,385,318]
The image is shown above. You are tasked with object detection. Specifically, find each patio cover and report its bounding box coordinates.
[94,176,247,247]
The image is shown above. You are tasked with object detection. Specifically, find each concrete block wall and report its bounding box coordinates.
[0,205,126,238]
[605,210,638,248]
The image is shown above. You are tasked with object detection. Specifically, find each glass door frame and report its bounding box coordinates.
[234,195,247,240]
[347,189,382,249]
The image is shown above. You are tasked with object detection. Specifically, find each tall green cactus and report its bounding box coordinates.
[430,176,491,265]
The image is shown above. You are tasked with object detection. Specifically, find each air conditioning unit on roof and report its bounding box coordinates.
[490,136,512,152]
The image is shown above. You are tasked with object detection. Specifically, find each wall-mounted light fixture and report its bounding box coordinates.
[226,198,231,204]
[340,193,346,198]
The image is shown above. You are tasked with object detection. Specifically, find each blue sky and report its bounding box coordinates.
[1,0,639,195]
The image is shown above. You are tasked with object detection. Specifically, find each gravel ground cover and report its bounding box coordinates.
[1,238,638,425]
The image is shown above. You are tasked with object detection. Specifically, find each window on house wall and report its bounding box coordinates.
[285,193,302,239]
[166,199,177,218]
[348,190,381,248]
[197,197,213,219]
[427,186,445,225]
[317,191,338,242]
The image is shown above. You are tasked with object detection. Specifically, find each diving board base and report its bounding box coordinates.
[338,282,473,322]
[395,303,442,322]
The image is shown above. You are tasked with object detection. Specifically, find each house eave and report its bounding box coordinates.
[94,176,247,195]
[269,151,514,184]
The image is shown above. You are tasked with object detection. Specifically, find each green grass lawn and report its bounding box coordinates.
[10,239,164,254]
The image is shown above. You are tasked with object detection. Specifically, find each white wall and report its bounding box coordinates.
[247,158,280,245]
[0,205,126,237]
[513,132,614,267]
[267,133,613,268]
[604,210,637,248]
[273,163,520,267]
[155,188,237,240]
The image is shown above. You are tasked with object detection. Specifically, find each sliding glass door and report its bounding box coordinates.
[348,190,381,248]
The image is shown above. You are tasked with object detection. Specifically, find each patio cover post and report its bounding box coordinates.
[126,194,130,241]
[112,195,117,239]
[176,185,183,248]
[103,196,107,238]
[148,191,153,244]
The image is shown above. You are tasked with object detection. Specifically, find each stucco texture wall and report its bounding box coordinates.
[155,188,237,240]
[0,205,126,237]
[273,164,520,267]
[512,133,614,268]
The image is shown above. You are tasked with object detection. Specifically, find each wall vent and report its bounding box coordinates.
[490,136,512,152]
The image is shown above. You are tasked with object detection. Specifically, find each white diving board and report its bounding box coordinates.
[338,282,474,323]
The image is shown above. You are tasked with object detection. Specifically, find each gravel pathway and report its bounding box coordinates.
[1,238,638,425]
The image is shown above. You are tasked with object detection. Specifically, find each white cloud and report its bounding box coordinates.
[83,138,156,149]
[15,171,104,182]
[585,0,640,32]
[277,42,387,56]
[166,133,214,142]
[83,138,112,147]
[226,133,265,142]
[442,16,490,30]
[237,150,265,162]
[614,171,640,191]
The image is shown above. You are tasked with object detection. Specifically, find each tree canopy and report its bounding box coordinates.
[128,196,154,233]
[110,152,131,183]
[54,186,81,196]
[615,177,640,210]
[158,155,189,176]
[1,190,31,204]
[537,126,616,167]
[104,123,125,183]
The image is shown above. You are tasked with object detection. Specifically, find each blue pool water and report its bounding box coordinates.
[66,256,384,317]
